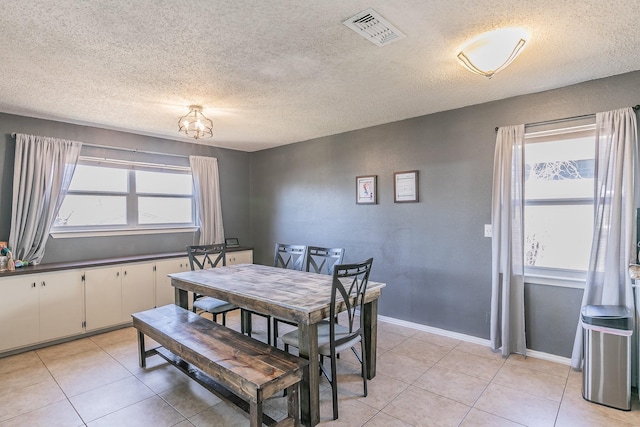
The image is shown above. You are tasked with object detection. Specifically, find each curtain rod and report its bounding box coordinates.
[495,104,640,132]
[10,133,189,159]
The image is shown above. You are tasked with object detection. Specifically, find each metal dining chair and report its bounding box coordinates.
[273,246,344,343]
[274,243,307,270]
[280,258,374,420]
[305,246,345,275]
[187,244,239,326]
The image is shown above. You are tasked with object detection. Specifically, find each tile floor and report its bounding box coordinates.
[1,311,640,426]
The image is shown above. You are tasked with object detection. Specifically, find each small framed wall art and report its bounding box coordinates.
[225,237,240,248]
[356,175,377,204]
[394,170,419,203]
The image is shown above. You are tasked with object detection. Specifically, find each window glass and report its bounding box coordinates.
[53,159,194,231]
[525,135,595,200]
[68,165,128,192]
[524,204,593,270]
[56,195,127,226]
[136,170,193,195]
[138,197,193,224]
[524,125,595,273]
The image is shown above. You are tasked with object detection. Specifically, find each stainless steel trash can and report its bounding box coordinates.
[582,305,633,411]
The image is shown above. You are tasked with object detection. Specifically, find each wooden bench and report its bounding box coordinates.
[132,304,308,427]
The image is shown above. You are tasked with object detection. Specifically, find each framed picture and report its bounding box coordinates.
[394,170,419,203]
[225,237,240,248]
[356,175,377,204]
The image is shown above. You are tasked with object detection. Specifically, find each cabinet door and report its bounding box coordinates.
[121,262,155,322]
[85,266,123,331]
[39,270,84,341]
[0,276,39,352]
[155,257,190,307]
[227,250,253,265]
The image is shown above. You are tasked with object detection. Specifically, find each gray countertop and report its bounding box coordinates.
[0,246,253,277]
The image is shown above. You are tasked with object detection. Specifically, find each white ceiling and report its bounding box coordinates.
[1,1,639,152]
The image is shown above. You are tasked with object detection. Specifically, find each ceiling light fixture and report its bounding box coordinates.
[457,28,529,79]
[178,105,213,140]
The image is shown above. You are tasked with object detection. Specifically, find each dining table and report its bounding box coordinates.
[168,263,386,427]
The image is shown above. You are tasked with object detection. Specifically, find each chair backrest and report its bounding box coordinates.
[305,246,345,275]
[273,243,307,271]
[187,244,226,270]
[329,258,374,343]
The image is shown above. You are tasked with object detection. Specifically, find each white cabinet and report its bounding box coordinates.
[84,266,123,331]
[0,270,83,352]
[39,270,84,341]
[121,262,155,323]
[154,257,190,308]
[226,250,253,265]
[85,262,155,331]
[0,251,252,354]
[0,275,40,352]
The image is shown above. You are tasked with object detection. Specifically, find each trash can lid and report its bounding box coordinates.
[581,305,633,330]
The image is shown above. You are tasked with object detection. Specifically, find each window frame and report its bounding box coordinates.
[51,157,196,237]
[522,123,596,287]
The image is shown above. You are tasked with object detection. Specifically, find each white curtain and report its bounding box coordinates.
[189,155,225,244]
[570,107,638,370]
[8,134,82,264]
[491,125,527,357]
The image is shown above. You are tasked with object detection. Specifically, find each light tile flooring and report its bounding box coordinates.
[1,311,640,426]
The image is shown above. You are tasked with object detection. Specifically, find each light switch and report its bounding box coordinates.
[484,224,492,238]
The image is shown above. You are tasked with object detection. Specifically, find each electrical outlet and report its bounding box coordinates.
[484,224,492,238]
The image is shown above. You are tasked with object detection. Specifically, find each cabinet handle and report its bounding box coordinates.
[116,271,120,277]
[124,271,127,276]
[32,282,36,288]
[42,281,46,287]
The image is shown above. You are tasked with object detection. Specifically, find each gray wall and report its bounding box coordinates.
[249,70,640,357]
[1,71,638,358]
[0,113,251,263]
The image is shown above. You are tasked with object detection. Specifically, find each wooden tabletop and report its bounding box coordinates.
[169,263,385,325]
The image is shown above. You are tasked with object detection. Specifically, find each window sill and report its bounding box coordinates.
[524,266,586,289]
[50,226,198,239]
[524,274,585,289]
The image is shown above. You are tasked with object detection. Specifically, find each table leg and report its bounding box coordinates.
[362,299,378,379]
[174,287,189,309]
[242,309,253,336]
[137,330,146,368]
[298,322,319,427]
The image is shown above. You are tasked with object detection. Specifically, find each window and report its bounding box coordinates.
[53,158,194,233]
[524,125,596,279]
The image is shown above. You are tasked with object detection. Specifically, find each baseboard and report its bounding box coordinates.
[525,349,572,366]
[0,323,132,359]
[377,315,572,366]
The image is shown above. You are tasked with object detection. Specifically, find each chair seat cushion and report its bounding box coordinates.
[280,320,361,356]
[193,296,236,314]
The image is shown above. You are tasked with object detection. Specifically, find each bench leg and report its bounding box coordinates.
[287,383,300,427]
[137,330,147,368]
[249,399,263,427]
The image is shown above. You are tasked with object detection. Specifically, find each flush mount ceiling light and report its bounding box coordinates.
[457,28,529,79]
[178,105,213,140]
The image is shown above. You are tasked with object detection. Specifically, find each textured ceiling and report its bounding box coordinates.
[1,1,639,152]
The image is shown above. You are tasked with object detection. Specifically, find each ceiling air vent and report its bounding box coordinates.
[343,8,406,47]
